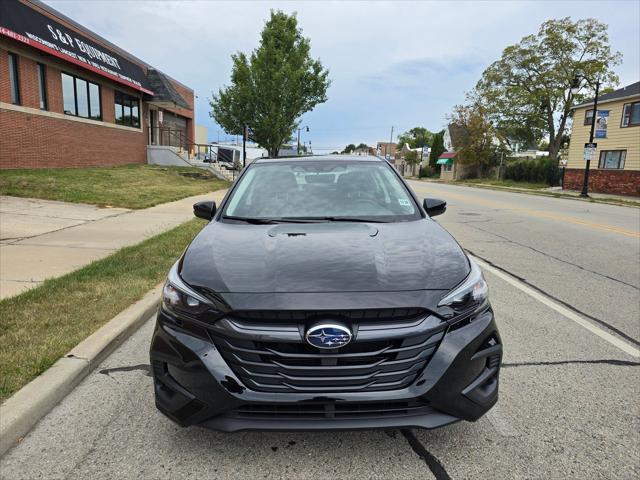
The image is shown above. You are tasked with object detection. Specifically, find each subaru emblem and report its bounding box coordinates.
[305,324,352,349]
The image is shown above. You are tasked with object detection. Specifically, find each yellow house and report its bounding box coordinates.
[566,81,639,196]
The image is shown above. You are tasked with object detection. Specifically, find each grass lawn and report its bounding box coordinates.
[0,164,229,209]
[0,218,205,402]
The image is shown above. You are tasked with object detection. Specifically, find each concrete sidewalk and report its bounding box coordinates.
[0,190,227,299]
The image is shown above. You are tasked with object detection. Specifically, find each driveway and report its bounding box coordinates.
[0,191,226,299]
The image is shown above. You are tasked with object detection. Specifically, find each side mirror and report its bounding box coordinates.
[423,198,446,217]
[193,201,216,220]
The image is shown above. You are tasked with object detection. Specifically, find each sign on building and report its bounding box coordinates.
[595,111,609,139]
[583,142,597,162]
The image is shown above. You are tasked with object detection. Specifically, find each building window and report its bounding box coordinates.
[598,150,626,170]
[37,63,47,110]
[61,72,101,120]
[8,52,20,105]
[621,102,640,127]
[584,109,594,125]
[114,91,140,127]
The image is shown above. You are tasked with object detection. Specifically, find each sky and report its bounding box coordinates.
[48,0,640,153]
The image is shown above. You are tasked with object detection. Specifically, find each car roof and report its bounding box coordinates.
[253,155,385,164]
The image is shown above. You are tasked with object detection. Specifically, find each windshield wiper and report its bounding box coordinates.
[222,215,316,224]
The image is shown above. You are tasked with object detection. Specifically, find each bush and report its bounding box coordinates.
[419,166,439,178]
[505,157,559,185]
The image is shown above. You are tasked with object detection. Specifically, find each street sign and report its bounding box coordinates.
[583,142,597,162]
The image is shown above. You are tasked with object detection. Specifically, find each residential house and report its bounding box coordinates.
[438,123,469,180]
[565,81,639,196]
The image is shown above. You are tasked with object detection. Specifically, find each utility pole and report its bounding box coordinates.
[242,124,247,168]
[386,126,394,159]
[297,126,309,155]
[581,80,600,198]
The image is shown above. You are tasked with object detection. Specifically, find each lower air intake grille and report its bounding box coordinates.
[230,400,433,420]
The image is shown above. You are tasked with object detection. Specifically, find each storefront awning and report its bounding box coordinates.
[0,1,154,95]
[437,151,457,165]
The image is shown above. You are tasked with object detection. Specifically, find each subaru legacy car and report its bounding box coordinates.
[150,155,502,431]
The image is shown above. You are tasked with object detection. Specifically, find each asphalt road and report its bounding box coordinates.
[2,183,639,479]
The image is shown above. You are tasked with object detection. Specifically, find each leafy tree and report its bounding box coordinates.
[449,102,508,178]
[397,127,434,149]
[356,143,369,150]
[428,131,445,168]
[342,144,356,154]
[211,11,331,157]
[404,150,419,165]
[475,18,621,158]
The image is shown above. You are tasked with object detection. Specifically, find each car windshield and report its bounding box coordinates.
[223,160,420,222]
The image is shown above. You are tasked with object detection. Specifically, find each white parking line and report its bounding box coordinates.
[470,255,640,358]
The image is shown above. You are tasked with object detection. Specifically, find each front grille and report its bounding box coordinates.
[230,400,433,420]
[211,323,443,393]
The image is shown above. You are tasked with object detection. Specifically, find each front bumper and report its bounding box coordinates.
[150,308,502,431]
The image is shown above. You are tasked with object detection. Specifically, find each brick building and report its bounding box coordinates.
[565,81,640,196]
[0,0,194,169]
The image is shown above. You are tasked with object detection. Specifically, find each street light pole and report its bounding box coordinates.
[580,79,600,198]
[297,126,309,155]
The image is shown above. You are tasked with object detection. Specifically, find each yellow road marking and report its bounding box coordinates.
[411,185,640,239]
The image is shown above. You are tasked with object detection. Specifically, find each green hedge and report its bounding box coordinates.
[505,157,560,185]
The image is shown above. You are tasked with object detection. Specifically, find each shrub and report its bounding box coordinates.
[505,157,559,185]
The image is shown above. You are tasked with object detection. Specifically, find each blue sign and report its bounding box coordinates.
[595,110,609,139]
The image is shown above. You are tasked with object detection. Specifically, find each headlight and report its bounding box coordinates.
[438,258,489,315]
[162,262,211,315]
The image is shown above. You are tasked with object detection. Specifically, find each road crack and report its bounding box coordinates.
[466,223,639,291]
[503,359,640,368]
[400,429,452,480]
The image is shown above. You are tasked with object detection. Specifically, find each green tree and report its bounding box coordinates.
[404,150,419,165]
[356,143,369,150]
[449,102,508,178]
[397,127,434,149]
[210,11,331,157]
[342,144,356,154]
[475,18,621,158]
[428,131,445,168]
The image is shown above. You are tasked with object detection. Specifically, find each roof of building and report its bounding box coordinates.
[447,123,468,150]
[574,81,640,108]
[146,69,190,109]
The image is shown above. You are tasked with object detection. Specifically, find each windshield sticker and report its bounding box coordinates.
[398,198,411,207]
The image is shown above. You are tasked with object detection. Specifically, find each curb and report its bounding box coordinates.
[0,283,163,457]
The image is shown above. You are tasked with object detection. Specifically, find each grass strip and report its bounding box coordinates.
[0,164,229,209]
[0,218,205,402]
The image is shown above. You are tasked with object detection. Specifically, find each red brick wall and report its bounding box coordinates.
[0,109,147,168]
[563,168,640,197]
[1,44,148,169]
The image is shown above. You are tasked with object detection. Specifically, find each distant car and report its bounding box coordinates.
[150,155,502,431]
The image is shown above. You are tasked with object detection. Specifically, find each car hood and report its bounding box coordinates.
[180,220,470,294]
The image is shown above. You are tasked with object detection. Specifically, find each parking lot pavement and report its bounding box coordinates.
[2,268,638,480]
